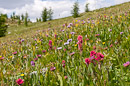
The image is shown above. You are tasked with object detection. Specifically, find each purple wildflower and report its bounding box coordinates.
[123,61,130,67]
[71,32,75,34]
[64,42,69,45]
[109,29,112,32]
[57,47,62,50]
[67,39,72,42]
[120,32,123,35]
[21,39,24,42]
[67,25,71,28]
[31,61,35,66]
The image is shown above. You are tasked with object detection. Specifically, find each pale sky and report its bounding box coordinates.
[0,0,130,22]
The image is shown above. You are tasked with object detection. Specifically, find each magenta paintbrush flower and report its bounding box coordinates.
[85,58,91,65]
[95,53,104,61]
[90,51,96,57]
[16,78,24,85]
[49,40,52,50]
[77,35,83,51]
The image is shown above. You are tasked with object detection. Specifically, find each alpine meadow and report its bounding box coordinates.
[0,1,130,86]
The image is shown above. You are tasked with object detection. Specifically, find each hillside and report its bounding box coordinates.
[0,1,130,86]
[0,2,130,41]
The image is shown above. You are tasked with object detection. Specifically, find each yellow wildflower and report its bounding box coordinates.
[75,24,78,27]
[102,42,105,45]
[23,56,27,59]
[0,56,2,58]
[75,44,77,47]
[21,74,24,76]
[37,41,41,44]
[9,56,13,58]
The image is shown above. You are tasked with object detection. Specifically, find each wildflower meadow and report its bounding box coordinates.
[0,2,130,86]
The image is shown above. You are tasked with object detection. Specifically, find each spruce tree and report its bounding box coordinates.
[47,7,53,20]
[18,16,21,25]
[85,3,89,12]
[21,14,24,21]
[42,8,48,22]
[24,12,28,26]
[0,14,7,37]
[36,18,39,22]
[71,2,79,18]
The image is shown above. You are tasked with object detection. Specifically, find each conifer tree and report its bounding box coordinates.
[41,8,48,22]
[18,16,21,25]
[24,12,28,26]
[47,7,53,20]
[71,2,79,18]
[21,14,24,21]
[0,14,7,37]
[85,3,89,12]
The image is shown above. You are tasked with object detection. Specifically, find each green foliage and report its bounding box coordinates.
[47,7,53,21]
[18,16,21,25]
[71,2,79,18]
[24,12,28,27]
[42,8,48,22]
[1,1,130,86]
[36,18,42,22]
[0,14,7,37]
[85,3,89,12]
[21,14,24,21]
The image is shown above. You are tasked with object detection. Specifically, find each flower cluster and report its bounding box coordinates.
[85,51,104,65]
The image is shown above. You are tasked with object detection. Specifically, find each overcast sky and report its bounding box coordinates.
[0,0,130,22]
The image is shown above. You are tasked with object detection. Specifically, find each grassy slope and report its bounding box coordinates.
[0,1,130,85]
[0,1,130,42]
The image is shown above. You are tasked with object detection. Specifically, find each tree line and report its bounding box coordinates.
[0,1,89,37]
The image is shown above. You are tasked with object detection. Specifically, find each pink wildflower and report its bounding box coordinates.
[95,53,104,61]
[77,35,83,51]
[85,58,91,65]
[50,67,56,71]
[49,40,52,50]
[13,51,17,55]
[123,61,130,67]
[16,78,24,85]
[64,76,68,79]
[90,51,96,57]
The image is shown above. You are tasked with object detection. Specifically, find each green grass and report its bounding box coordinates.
[0,1,130,86]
